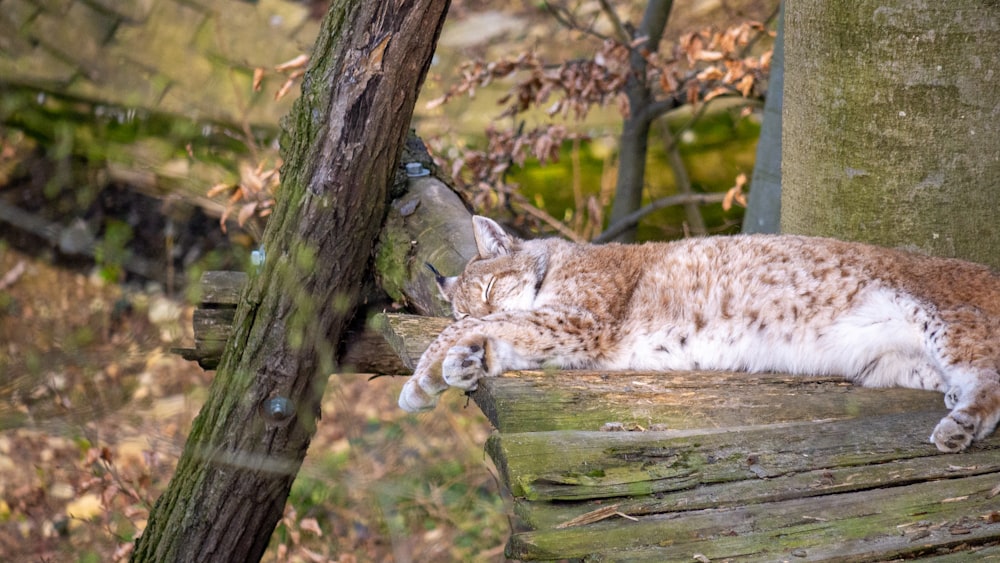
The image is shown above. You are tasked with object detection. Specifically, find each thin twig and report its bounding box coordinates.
[543,1,614,43]
[597,0,633,43]
[594,192,727,243]
[514,197,586,243]
[659,125,705,235]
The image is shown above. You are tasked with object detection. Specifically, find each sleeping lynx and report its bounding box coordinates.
[399,216,1000,452]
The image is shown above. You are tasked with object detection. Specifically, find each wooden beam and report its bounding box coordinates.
[470,370,945,433]
[507,470,1000,561]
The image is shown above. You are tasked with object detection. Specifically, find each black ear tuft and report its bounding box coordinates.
[425,262,446,285]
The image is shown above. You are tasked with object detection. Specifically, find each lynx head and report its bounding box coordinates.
[433,216,547,319]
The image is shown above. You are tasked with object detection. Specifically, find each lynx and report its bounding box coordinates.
[399,216,1000,453]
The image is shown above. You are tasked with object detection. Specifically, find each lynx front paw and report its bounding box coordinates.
[930,411,977,453]
[398,378,439,413]
[442,343,487,391]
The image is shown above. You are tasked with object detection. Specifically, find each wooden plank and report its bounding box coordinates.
[471,371,945,433]
[198,270,247,306]
[339,322,415,376]
[180,314,417,375]
[375,312,453,371]
[920,543,1000,561]
[193,308,236,342]
[507,472,1000,561]
[517,448,1000,530]
[487,410,996,502]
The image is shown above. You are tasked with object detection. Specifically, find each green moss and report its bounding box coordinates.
[373,222,411,304]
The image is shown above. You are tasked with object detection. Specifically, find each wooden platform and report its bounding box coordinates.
[177,272,1000,561]
[470,372,1000,561]
[381,319,1000,561]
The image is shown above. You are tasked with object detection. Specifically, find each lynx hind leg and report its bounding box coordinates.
[930,376,1000,453]
[442,335,490,391]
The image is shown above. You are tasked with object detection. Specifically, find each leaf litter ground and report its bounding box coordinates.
[0,246,508,562]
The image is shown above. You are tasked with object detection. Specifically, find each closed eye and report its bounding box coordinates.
[483,277,497,303]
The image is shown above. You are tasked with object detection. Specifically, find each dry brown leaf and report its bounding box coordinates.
[703,86,731,102]
[723,173,749,211]
[237,202,258,227]
[696,67,725,81]
[737,74,756,97]
[252,68,265,92]
[206,183,232,198]
[696,50,724,62]
[275,54,309,72]
[275,77,296,101]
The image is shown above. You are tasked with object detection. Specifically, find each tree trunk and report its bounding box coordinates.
[130,0,451,561]
[742,2,783,235]
[605,0,674,242]
[782,1,1000,268]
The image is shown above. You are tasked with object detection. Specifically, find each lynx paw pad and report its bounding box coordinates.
[443,344,486,391]
[930,412,977,453]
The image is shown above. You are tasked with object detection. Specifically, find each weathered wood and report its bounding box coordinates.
[374,312,453,371]
[510,471,1000,561]
[376,176,477,316]
[473,372,1000,560]
[470,370,946,433]
[486,410,997,502]
[198,271,248,306]
[175,271,445,374]
[171,295,1000,560]
[518,446,1000,529]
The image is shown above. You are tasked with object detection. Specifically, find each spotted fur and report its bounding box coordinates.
[399,216,1000,452]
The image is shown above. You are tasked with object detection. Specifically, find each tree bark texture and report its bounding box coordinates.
[782,1,1000,268]
[131,0,451,561]
[742,2,783,234]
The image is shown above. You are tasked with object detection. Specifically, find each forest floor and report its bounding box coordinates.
[0,245,508,562]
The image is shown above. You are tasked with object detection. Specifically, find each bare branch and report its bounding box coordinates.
[514,197,587,243]
[597,0,633,43]
[659,125,706,235]
[543,1,614,42]
[637,0,674,52]
[594,192,727,243]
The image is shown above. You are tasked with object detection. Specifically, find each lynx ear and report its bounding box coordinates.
[426,263,458,300]
[472,216,516,258]
[436,276,459,301]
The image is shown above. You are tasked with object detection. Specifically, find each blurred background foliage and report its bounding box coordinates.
[0,0,777,560]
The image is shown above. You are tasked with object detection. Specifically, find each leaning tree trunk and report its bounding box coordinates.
[131,1,451,561]
[782,1,1000,268]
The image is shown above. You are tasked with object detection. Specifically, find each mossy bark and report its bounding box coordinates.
[130,0,451,561]
[782,1,1000,269]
